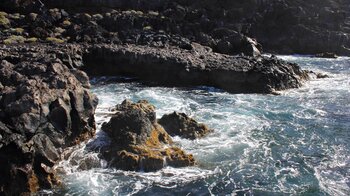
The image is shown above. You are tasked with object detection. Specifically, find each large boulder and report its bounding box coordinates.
[0,59,97,195]
[101,100,195,172]
[159,112,213,140]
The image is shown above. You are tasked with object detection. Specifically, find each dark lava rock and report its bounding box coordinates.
[2,0,349,56]
[315,52,338,59]
[0,59,97,195]
[1,44,310,94]
[84,43,310,94]
[316,73,330,79]
[101,100,195,172]
[159,112,213,140]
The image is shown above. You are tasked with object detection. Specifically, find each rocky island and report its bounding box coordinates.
[1,0,349,195]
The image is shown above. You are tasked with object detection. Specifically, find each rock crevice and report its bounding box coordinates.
[0,59,97,195]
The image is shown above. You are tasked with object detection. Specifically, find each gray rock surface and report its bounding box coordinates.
[0,57,97,195]
[84,43,309,93]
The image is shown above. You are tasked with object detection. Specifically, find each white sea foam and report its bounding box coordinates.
[52,56,350,195]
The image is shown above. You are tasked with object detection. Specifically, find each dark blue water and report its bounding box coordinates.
[53,56,350,195]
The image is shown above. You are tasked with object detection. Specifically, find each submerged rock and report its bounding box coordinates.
[0,59,97,195]
[101,100,195,172]
[159,112,213,140]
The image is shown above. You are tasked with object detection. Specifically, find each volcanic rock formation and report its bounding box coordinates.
[101,100,195,172]
[0,58,97,195]
[159,112,213,140]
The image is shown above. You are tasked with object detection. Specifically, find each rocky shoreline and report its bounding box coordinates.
[0,57,97,195]
[0,42,310,194]
[0,0,340,195]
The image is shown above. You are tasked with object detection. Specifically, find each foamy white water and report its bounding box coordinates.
[50,56,350,195]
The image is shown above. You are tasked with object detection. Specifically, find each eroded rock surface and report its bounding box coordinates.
[159,112,213,140]
[84,43,310,93]
[101,100,195,172]
[0,59,97,195]
[0,44,310,94]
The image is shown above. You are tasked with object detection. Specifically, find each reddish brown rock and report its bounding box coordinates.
[101,100,195,172]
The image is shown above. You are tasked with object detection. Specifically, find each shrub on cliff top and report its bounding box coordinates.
[0,12,10,27]
[46,37,65,44]
[3,35,26,44]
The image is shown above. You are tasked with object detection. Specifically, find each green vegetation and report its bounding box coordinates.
[0,12,10,27]
[26,37,38,43]
[15,28,24,34]
[9,28,24,34]
[54,27,65,34]
[3,35,26,44]
[46,37,65,44]
[9,13,21,19]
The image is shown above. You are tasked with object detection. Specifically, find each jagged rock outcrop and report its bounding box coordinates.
[101,100,195,172]
[84,43,309,93]
[159,112,213,140]
[0,59,97,195]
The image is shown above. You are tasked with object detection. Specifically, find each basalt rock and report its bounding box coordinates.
[1,43,309,94]
[159,112,213,140]
[2,0,349,56]
[0,58,97,195]
[101,100,195,172]
[315,52,338,59]
[84,43,309,93]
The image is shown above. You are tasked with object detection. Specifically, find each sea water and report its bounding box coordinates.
[53,56,350,195]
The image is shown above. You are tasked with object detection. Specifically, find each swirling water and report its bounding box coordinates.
[53,56,350,195]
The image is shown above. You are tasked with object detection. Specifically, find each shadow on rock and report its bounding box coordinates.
[101,100,195,172]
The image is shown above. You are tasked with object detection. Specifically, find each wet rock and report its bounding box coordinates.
[316,73,330,79]
[84,43,309,94]
[0,58,97,195]
[159,112,213,140]
[101,100,195,172]
[315,52,338,59]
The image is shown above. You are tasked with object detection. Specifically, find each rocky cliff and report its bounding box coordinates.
[0,47,97,195]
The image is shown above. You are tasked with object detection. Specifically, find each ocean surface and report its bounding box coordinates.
[52,56,349,195]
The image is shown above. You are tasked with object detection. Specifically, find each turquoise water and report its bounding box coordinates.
[54,56,350,195]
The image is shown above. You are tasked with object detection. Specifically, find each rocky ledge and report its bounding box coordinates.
[0,58,97,195]
[1,43,310,94]
[84,43,310,93]
[101,100,195,172]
